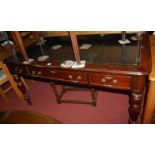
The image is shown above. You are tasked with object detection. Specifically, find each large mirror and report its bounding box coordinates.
[11,31,144,67]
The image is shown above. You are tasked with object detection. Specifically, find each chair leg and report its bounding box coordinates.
[9,80,25,102]
[0,87,8,103]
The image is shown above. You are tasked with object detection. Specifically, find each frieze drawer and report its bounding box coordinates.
[50,70,88,84]
[90,73,131,90]
[29,67,88,84]
[9,65,28,75]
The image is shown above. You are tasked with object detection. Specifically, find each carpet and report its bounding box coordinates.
[0,79,129,124]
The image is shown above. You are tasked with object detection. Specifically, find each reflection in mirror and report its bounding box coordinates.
[26,31,75,63]
[34,32,49,61]
[75,31,143,66]
[12,31,144,66]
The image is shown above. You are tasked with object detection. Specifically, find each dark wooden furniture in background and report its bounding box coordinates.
[4,31,151,123]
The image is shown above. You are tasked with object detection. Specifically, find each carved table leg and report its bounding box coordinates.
[129,92,143,123]
[14,75,32,105]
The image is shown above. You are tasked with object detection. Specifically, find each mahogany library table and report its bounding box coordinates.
[4,31,151,123]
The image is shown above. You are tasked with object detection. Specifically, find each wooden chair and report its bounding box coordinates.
[0,36,29,103]
[142,36,155,123]
[0,61,28,103]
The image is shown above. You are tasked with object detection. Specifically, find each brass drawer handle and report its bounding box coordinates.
[112,79,118,85]
[68,75,73,79]
[37,71,42,75]
[103,84,113,87]
[32,70,38,77]
[77,76,82,81]
[50,70,56,74]
[32,70,35,75]
[101,78,106,83]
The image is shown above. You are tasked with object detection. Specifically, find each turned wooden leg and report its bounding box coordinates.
[129,92,143,123]
[14,75,32,105]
